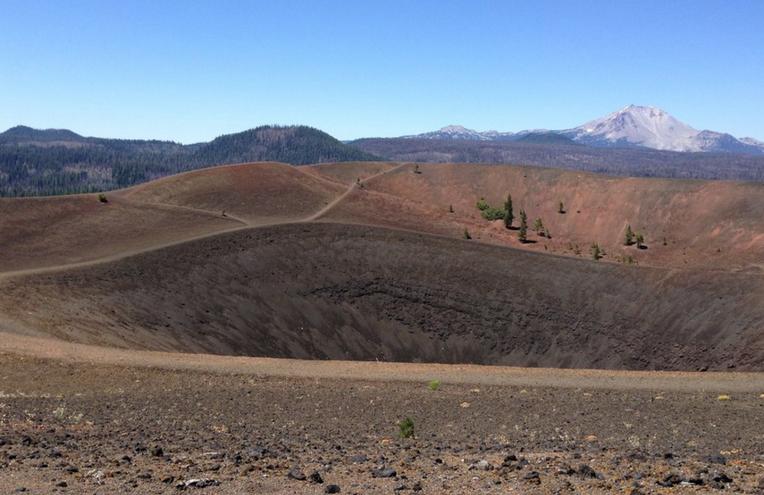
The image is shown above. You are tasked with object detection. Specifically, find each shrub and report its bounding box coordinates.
[476,198,489,211]
[591,243,602,260]
[449,204,454,213]
[463,228,472,240]
[533,217,544,232]
[558,201,565,214]
[98,193,108,203]
[428,380,441,391]
[398,417,415,439]
[481,206,506,221]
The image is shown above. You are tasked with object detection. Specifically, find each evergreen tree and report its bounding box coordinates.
[636,233,645,249]
[504,193,514,229]
[449,204,454,213]
[624,225,635,246]
[518,209,528,243]
[558,201,565,214]
[533,217,544,232]
[463,228,472,240]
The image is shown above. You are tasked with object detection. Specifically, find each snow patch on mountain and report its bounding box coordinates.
[567,105,701,151]
[404,105,764,155]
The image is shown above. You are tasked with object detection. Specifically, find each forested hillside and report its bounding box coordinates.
[349,138,764,181]
[0,125,378,196]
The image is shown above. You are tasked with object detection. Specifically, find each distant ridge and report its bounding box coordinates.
[0,125,379,196]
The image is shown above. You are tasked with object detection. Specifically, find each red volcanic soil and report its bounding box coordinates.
[121,161,346,225]
[1,161,763,371]
[312,162,764,270]
[0,193,239,273]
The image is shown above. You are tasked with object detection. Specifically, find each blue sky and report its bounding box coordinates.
[1,0,762,142]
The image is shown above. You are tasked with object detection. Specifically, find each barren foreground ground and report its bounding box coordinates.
[0,337,763,494]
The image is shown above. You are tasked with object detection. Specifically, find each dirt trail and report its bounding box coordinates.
[1,332,762,393]
[304,163,407,221]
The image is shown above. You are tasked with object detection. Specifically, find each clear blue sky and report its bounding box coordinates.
[1,0,762,142]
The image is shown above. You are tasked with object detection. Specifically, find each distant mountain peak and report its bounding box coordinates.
[398,107,763,155]
[438,125,471,133]
[0,125,85,143]
[404,125,513,141]
[567,106,764,154]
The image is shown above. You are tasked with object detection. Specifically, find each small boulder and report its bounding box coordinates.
[371,467,397,478]
[309,471,324,484]
[468,460,492,471]
[287,467,307,481]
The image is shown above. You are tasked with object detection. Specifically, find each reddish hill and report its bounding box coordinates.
[0,162,346,273]
[121,161,345,225]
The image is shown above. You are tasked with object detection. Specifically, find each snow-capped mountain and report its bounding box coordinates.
[405,105,764,155]
[562,105,764,154]
[403,125,514,141]
[741,137,764,147]
[564,105,700,151]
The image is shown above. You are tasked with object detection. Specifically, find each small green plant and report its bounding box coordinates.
[53,406,83,424]
[476,198,489,211]
[428,379,441,391]
[98,193,108,203]
[624,225,634,246]
[398,417,415,439]
[558,201,565,214]
[53,406,67,421]
[518,209,528,243]
[463,228,472,240]
[591,242,602,260]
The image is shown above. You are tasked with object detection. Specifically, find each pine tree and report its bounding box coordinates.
[504,193,514,229]
[558,201,565,214]
[533,217,544,232]
[624,225,635,246]
[449,204,454,213]
[518,209,528,243]
[636,233,645,249]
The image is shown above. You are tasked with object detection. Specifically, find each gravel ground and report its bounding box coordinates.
[1,352,762,494]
